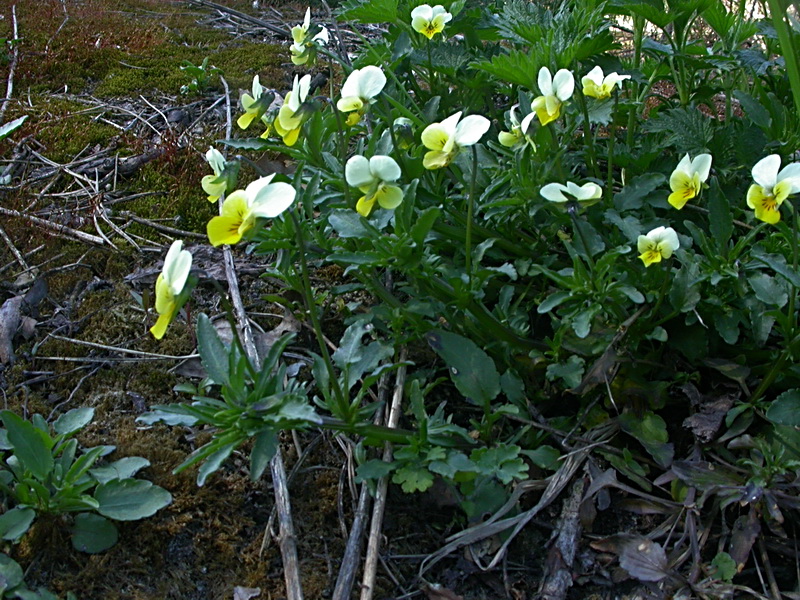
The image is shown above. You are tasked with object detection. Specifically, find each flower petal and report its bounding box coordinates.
[345,155,374,188]
[423,150,451,170]
[337,96,364,113]
[150,311,172,340]
[376,184,403,209]
[421,122,451,151]
[752,155,781,189]
[221,191,250,219]
[692,153,713,182]
[356,194,376,217]
[540,183,569,202]
[537,67,553,95]
[369,155,401,182]
[552,69,574,101]
[356,66,386,100]
[454,114,490,146]
[208,215,244,246]
[411,4,433,21]
[250,182,296,218]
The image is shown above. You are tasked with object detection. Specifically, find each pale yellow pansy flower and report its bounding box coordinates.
[540,181,602,208]
[582,66,630,100]
[411,4,452,40]
[637,226,679,267]
[668,153,712,210]
[336,66,386,126]
[274,74,312,147]
[345,155,403,217]
[201,147,227,203]
[498,105,528,149]
[289,8,329,66]
[746,154,800,224]
[237,76,272,130]
[151,240,193,340]
[421,110,490,170]
[207,175,296,246]
[531,67,574,126]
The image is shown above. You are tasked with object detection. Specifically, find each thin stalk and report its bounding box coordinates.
[626,15,644,148]
[548,125,566,180]
[289,210,347,418]
[329,81,352,208]
[568,206,596,273]
[606,93,619,205]
[576,91,600,179]
[465,146,478,278]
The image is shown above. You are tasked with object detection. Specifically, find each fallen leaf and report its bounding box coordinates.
[682,394,735,442]
[617,536,669,582]
[729,508,760,571]
[422,584,464,600]
[233,587,260,600]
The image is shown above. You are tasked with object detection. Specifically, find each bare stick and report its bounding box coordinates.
[116,211,206,240]
[0,5,19,125]
[188,0,291,38]
[219,74,303,600]
[360,349,408,600]
[0,224,28,271]
[0,206,106,246]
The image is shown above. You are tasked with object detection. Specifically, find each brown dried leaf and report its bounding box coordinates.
[729,508,761,571]
[617,536,669,582]
[682,394,735,442]
[422,583,464,600]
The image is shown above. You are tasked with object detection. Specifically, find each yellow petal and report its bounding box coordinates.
[668,189,694,210]
[337,96,364,113]
[237,111,258,130]
[421,124,450,152]
[207,215,244,246]
[639,248,663,267]
[150,312,172,340]
[153,274,173,315]
[356,195,376,217]
[423,150,451,170]
[376,184,403,209]
[221,191,249,219]
[747,184,782,224]
[282,126,301,147]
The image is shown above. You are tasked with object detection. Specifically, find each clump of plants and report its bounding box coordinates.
[139,0,800,594]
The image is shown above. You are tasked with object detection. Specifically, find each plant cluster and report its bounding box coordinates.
[142,0,800,590]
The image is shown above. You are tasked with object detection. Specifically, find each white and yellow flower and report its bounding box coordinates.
[345,155,403,217]
[336,66,386,126]
[151,240,193,340]
[411,4,452,40]
[540,180,602,208]
[668,153,712,210]
[420,110,490,170]
[289,8,329,66]
[207,175,296,246]
[498,105,529,149]
[274,74,312,147]
[582,66,630,100]
[637,226,679,267]
[201,147,239,203]
[746,154,800,224]
[530,67,574,127]
[237,76,273,130]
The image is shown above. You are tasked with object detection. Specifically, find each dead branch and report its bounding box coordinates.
[0,206,106,246]
[115,211,206,240]
[0,4,19,126]
[188,0,291,38]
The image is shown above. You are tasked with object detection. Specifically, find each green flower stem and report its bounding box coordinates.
[749,331,800,405]
[329,92,352,208]
[606,93,619,205]
[289,210,348,420]
[548,126,566,181]
[568,207,596,273]
[465,146,478,278]
[576,91,600,179]
[626,15,644,148]
[767,0,800,116]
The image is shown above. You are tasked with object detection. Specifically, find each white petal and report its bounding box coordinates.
[369,155,401,183]
[298,74,311,103]
[250,182,296,218]
[674,153,691,175]
[340,70,362,99]
[411,4,433,20]
[345,155,375,188]
[571,181,602,200]
[584,65,603,86]
[777,161,800,189]
[520,112,535,134]
[205,147,225,175]
[163,240,191,295]
[540,183,569,202]
[454,114,490,146]
[692,153,712,181]
[252,75,262,98]
[355,66,386,100]
[288,76,301,112]
[752,154,781,188]
[660,227,680,251]
[537,67,553,95]
[439,111,462,136]
[552,69,574,101]
[647,225,666,241]
[303,7,311,29]
[314,27,330,43]
[244,174,277,204]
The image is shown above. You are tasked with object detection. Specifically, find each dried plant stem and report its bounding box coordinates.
[0,5,18,126]
[0,206,106,246]
[360,349,408,600]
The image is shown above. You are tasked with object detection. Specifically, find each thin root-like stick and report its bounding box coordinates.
[0,206,106,246]
[0,4,18,125]
[360,348,408,600]
[116,211,206,240]
[0,223,28,271]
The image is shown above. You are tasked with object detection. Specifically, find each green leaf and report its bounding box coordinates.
[733,90,771,128]
[751,249,800,287]
[523,445,561,470]
[425,330,500,406]
[250,430,278,482]
[220,138,270,151]
[337,0,397,23]
[711,552,737,582]
[546,355,585,389]
[71,513,118,553]
[619,411,674,468]
[355,459,395,483]
[669,265,701,312]
[538,291,572,314]
[748,272,788,307]
[0,411,54,481]
[94,479,172,521]
[53,407,95,438]
[0,553,24,594]
[392,465,434,493]
[0,507,35,541]
[89,457,151,484]
[766,390,800,427]
[614,173,666,211]
[0,115,27,141]
[410,206,440,247]
[328,209,374,239]
[707,180,732,250]
[471,445,529,484]
[196,441,238,487]
[196,313,229,386]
